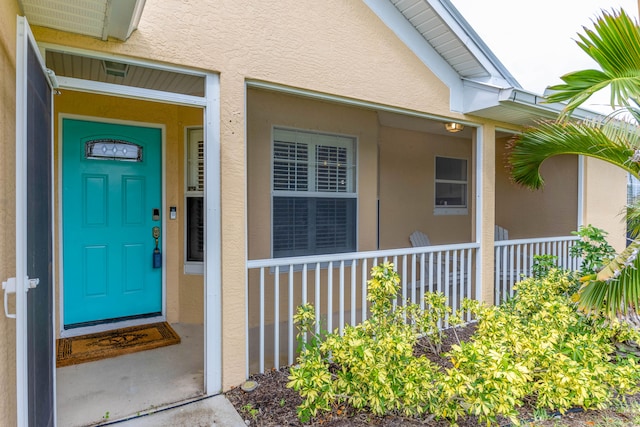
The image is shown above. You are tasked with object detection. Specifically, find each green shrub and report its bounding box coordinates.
[570,224,616,275]
[532,254,558,279]
[287,263,448,422]
[288,264,640,426]
[442,269,640,425]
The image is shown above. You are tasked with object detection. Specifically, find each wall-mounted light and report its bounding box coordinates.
[102,60,129,78]
[445,122,464,133]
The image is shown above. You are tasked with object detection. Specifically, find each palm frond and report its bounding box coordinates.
[544,9,640,117]
[578,240,640,318]
[508,120,640,189]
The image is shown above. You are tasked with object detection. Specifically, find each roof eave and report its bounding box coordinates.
[463,81,604,126]
[19,0,146,41]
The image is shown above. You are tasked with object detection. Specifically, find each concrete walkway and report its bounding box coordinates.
[57,323,246,427]
[107,395,246,427]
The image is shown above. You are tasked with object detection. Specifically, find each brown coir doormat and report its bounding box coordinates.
[56,322,181,367]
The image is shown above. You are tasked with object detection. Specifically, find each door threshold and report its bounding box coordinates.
[96,393,215,426]
[59,315,165,338]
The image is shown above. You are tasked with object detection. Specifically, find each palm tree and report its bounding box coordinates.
[508,9,640,325]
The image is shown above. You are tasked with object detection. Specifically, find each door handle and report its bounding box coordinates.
[2,277,16,319]
[2,277,39,319]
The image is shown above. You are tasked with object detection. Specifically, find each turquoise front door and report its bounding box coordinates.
[63,119,162,327]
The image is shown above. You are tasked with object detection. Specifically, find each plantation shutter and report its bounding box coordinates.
[186,129,204,262]
[272,129,356,257]
[187,133,204,192]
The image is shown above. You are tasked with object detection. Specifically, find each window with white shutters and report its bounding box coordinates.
[272,128,356,257]
[186,128,204,265]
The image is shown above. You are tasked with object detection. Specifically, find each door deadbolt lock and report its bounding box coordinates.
[152,226,162,268]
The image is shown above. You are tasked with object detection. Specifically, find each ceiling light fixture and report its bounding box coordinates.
[445,122,464,133]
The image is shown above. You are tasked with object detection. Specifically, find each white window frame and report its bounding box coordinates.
[184,126,204,274]
[434,155,468,216]
[271,127,357,258]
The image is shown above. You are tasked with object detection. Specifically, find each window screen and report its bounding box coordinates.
[435,156,467,208]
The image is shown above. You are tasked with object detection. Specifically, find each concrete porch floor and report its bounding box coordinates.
[56,323,244,426]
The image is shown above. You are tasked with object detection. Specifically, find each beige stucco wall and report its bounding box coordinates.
[32,0,460,390]
[247,88,379,259]
[0,0,19,424]
[378,127,473,248]
[582,157,627,251]
[53,90,204,329]
[18,0,628,392]
[495,136,579,238]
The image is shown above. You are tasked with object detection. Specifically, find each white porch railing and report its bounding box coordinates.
[246,236,582,375]
[494,236,581,305]
[246,242,479,375]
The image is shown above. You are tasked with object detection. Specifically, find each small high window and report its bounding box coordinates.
[434,156,467,215]
[85,139,142,162]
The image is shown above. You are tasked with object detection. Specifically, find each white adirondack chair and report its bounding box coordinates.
[495,225,509,241]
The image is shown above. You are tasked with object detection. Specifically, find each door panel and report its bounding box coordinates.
[63,119,162,327]
[17,17,55,427]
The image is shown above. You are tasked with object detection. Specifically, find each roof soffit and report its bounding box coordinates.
[18,0,146,41]
[369,0,518,87]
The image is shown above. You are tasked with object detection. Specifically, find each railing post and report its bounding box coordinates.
[327,261,333,334]
[274,266,279,371]
[259,268,265,373]
[315,262,321,336]
[288,265,294,365]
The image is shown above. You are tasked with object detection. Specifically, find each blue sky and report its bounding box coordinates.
[450,0,638,112]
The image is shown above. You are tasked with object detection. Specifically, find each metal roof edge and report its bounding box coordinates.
[498,87,604,121]
[463,82,605,125]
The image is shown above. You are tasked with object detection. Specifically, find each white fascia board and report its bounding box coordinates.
[498,87,604,121]
[462,79,503,113]
[362,0,464,112]
[56,76,207,107]
[104,0,146,40]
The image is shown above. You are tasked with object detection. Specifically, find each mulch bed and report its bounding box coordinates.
[225,324,640,426]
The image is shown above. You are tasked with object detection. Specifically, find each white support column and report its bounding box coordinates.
[204,72,222,394]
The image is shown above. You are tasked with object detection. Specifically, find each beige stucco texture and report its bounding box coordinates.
[247,88,379,259]
[4,0,626,397]
[379,127,473,249]
[495,136,579,238]
[583,157,627,251]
